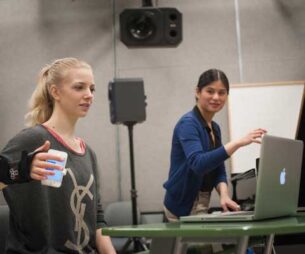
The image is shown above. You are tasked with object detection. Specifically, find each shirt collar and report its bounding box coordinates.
[193,106,211,132]
[193,106,221,145]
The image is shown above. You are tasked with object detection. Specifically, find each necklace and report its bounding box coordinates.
[64,137,79,148]
[44,124,81,152]
[59,135,81,153]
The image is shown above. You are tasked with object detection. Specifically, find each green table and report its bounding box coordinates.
[102,214,305,254]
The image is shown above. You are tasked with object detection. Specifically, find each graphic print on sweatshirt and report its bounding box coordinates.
[64,168,95,253]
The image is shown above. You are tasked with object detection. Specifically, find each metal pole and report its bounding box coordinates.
[127,123,138,225]
[235,236,249,254]
[264,234,275,254]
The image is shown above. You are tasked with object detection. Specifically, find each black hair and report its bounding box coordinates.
[197,69,229,94]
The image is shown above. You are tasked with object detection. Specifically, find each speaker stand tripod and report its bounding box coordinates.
[120,122,148,253]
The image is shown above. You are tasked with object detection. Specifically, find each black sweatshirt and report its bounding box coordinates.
[1,125,106,254]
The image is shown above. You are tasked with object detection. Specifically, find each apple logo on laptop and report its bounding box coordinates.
[280,168,286,185]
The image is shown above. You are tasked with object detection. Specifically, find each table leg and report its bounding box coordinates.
[149,237,188,254]
[235,236,249,254]
[150,237,177,254]
[263,234,275,254]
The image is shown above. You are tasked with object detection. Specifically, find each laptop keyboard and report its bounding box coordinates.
[211,211,254,216]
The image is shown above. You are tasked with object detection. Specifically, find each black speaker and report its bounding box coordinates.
[120,7,182,47]
[108,78,147,124]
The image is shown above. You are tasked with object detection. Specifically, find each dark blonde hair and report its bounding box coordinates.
[25,57,92,127]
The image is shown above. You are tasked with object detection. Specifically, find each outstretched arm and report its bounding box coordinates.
[0,140,63,186]
[224,128,267,156]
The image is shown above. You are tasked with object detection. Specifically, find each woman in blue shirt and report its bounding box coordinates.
[163,69,266,221]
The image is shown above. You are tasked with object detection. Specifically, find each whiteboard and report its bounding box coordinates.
[228,81,305,173]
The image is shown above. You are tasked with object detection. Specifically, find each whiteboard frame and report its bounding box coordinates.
[228,80,305,174]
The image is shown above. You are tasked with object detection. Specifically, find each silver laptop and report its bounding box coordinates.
[180,134,304,222]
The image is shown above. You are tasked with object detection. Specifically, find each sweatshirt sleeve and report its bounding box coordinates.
[176,118,229,176]
[1,127,45,184]
[213,162,228,187]
[1,128,44,161]
[90,149,107,229]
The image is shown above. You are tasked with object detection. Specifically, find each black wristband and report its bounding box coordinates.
[0,155,11,184]
[0,155,16,184]
[0,151,42,184]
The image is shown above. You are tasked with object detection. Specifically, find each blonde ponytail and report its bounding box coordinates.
[25,57,91,127]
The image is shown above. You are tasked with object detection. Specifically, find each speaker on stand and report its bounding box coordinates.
[108,78,148,252]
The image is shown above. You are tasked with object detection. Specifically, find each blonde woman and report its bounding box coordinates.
[1,58,116,254]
